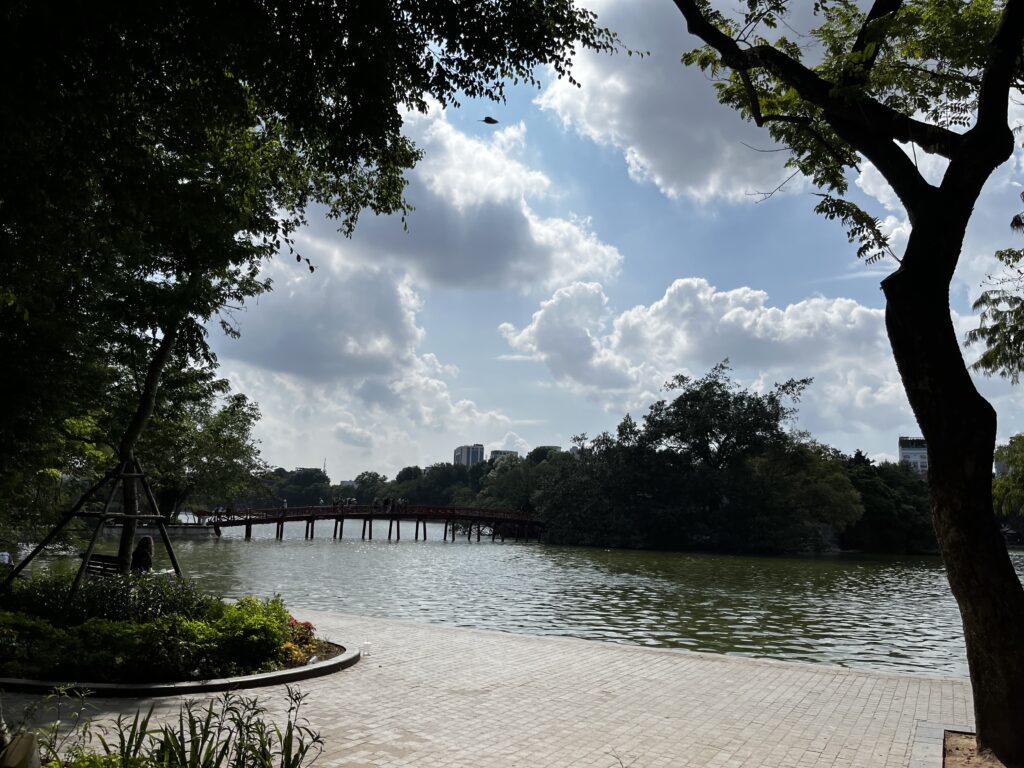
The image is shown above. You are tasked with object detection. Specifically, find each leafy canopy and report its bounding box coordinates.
[0,1,617,515]
[680,0,1013,263]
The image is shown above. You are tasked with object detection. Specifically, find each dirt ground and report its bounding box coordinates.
[945,732,1007,768]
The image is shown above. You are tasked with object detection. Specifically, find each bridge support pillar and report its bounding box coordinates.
[443,520,449,541]
[368,517,373,540]
[476,523,481,542]
[361,518,367,540]
[491,526,496,542]
[334,518,343,539]
[388,518,393,541]
[415,519,419,540]
[396,519,400,541]
[276,519,284,540]
[244,523,252,540]
[467,522,472,542]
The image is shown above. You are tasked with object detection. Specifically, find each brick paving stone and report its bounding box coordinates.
[0,611,973,768]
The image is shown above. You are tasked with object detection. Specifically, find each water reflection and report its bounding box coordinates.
[164,520,1024,676]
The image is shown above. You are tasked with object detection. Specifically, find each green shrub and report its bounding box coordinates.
[0,610,71,678]
[213,597,291,673]
[140,616,225,681]
[61,618,150,682]
[0,568,222,627]
[0,583,312,682]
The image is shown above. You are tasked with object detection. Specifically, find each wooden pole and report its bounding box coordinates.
[69,515,109,597]
[154,516,183,576]
[134,458,182,578]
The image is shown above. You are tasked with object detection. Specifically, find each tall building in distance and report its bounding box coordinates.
[490,449,518,461]
[454,444,485,467]
[898,436,928,475]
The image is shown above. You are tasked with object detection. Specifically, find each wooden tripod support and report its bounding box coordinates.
[0,457,183,599]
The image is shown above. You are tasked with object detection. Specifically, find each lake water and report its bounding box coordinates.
[164,520,1024,677]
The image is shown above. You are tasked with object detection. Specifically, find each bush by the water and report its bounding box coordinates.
[0,567,221,626]
[0,569,327,683]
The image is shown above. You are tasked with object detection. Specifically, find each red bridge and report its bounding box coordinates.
[206,503,543,542]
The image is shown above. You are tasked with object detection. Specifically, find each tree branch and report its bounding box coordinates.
[944,1,1024,202]
[116,268,203,461]
[672,0,963,160]
[976,0,1024,135]
[841,0,905,87]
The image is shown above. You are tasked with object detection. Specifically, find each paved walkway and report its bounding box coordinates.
[3,611,973,768]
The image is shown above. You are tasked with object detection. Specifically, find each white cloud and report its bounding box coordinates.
[309,108,621,292]
[500,282,636,391]
[500,277,923,447]
[418,119,548,209]
[535,0,800,203]
[487,432,531,456]
[210,236,514,477]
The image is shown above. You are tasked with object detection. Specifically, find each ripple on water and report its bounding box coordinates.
[168,527,1023,676]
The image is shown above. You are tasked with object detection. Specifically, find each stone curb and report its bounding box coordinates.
[0,641,360,698]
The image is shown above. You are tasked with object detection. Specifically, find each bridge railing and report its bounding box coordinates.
[206,503,538,525]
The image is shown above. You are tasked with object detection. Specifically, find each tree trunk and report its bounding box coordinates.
[115,322,181,568]
[883,214,1024,766]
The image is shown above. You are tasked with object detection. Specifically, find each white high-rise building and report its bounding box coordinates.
[898,436,928,475]
[454,444,485,467]
[490,449,518,461]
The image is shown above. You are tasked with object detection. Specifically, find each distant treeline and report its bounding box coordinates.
[265,365,938,555]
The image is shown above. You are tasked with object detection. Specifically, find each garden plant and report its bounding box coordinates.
[0,568,328,684]
[0,685,322,768]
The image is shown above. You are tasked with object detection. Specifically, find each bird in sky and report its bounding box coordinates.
[480,116,499,124]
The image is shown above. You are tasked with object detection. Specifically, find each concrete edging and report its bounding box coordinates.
[0,641,360,697]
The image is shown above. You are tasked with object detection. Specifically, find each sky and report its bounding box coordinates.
[209,0,1024,482]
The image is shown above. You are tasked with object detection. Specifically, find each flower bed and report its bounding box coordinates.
[0,568,334,684]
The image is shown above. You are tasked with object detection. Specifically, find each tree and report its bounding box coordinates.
[727,441,863,552]
[477,456,536,513]
[139,390,266,517]
[418,463,470,505]
[643,362,809,470]
[993,436,1024,514]
[672,2,1024,759]
[353,472,388,504]
[1,1,617,567]
[395,466,424,484]
[843,459,936,554]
